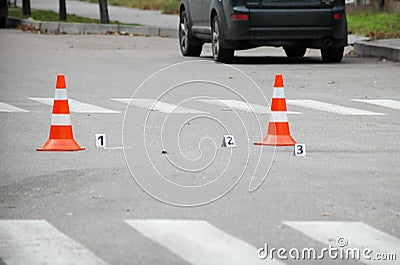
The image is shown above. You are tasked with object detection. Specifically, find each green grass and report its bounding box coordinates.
[8,7,139,25]
[347,10,400,38]
[9,7,103,23]
[80,0,179,14]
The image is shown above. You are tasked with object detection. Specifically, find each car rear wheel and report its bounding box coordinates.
[284,47,307,58]
[179,11,202,57]
[212,15,234,63]
[321,47,344,63]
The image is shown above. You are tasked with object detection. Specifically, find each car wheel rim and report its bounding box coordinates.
[180,16,189,52]
[212,19,219,59]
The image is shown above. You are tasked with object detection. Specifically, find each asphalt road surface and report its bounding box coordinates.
[1,29,399,265]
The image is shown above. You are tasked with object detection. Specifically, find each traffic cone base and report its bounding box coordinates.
[255,122,296,146]
[254,135,296,146]
[37,139,85,151]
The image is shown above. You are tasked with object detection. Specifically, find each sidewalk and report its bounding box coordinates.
[10,0,400,62]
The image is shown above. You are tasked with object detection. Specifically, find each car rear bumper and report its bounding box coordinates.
[224,26,347,49]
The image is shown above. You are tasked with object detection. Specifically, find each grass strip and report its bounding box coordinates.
[347,10,400,38]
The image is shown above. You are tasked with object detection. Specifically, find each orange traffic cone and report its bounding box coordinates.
[254,74,296,146]
[37,75,85,151]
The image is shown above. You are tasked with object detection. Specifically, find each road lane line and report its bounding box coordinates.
[283,221,400,265]
[126,219,285,265]
[0,102,29,113]
[0,220,108,265]
[29,98,120,113]
[353,99,400,111]
[111,98,206,114]
[198,99,301,115]
[286,100,385,116]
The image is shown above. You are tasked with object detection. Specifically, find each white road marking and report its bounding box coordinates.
[103,146,133,150]
[283,221,400,265]
[286,100,385,116]
[0,102,29,113]
[353,99,400,111]
[126,219,285,265]
[111,98,206,114]
[29,98,120,114]
[198,99,301,115]
[0,220,108,265]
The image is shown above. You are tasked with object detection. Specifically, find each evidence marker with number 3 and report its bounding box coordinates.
[222,135,236,147]
[294,144,306,157]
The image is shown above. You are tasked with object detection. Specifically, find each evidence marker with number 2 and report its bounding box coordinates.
[222,135,236,147]
[255,74,297,146]
[37,75,85,152]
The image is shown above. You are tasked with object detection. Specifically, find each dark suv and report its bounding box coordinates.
[179,0,348,63]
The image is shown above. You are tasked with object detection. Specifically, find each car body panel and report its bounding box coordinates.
[179,0,347,59]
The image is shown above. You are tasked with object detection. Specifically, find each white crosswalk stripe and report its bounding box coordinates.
[1,218,399,265]
[126,219,285,265]
[29,98,120,114]
[0,220,108,265]
[283,221,400,265]
[111,98,206,114]
[0,102,29,113]
[286,100,385,116]
[353,99,400,111]
[198,99,302,115]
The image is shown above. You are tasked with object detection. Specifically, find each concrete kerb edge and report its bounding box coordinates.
[6,17,178,38]
[354,41,400,62]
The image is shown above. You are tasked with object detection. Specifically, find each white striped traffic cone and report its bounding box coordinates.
[254,74,296,146]
[37,75,85,151]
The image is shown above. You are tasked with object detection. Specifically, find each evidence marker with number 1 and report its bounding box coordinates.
[95,134,106,148]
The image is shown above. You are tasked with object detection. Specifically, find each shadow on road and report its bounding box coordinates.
[200,55,357,65]
[200,55,323,65]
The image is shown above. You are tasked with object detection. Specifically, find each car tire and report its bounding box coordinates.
[212,15,234,63]
[321,47,344,63]
[284,47,307,58]
[179,11,202,57]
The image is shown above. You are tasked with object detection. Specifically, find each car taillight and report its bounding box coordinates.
[333,13,345,20]
[231,14,249,21]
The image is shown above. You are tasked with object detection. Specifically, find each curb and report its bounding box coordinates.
[354,39,400,62]
[7,17,179,38]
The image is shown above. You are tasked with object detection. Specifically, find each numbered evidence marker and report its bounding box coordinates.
[95,134,106,148]
[294,143,306,157]
[222,135,236,148]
